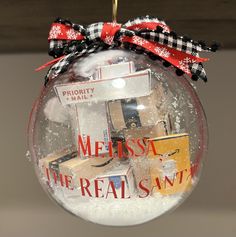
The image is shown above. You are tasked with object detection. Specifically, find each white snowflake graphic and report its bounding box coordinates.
[178,57,196,73]
[49,25,62,38]
[160,24,170,33]
[107,22,120,27]
[133,27,140,31]
[154,46,171,58]
[104,35,114,45]
[132,36,146,46]
[66,29,79,40]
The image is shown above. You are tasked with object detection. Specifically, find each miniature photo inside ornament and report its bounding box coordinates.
[28,49,208,226]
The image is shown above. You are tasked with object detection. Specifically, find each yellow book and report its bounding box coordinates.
[148,133,191,195]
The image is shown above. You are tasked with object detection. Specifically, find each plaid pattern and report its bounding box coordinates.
[190,63,207,82]
[49,40,66,57]
[49,40,64,50]
[87,22,104,43]
[47,50,86,80]
[49,39,85,58]
[46,43,105,80]
[45,17,217,85]
[140,32,205,55]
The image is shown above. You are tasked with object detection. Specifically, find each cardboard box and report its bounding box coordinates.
[148,133,192,195]
[54,69,152,105]
[123,122,169,196]
[59,156,118,188]
[74,102,111,157]
[94,61,135,80]
[54,62,139,157]
[73,62,135,156]
[96,162,136,199]
[38,148,75,174]
[123,121,169,154]
[129,157,151,197]
[39,149,118,189]
[108,89,165,131]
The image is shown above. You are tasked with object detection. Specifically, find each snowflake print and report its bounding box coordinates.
[154,46,171,58]
[160,24,170,33]
[49,25,62,38]
[107,22,120,27]
[104,35,114,45]
[66,28,79,40]
[133,27,140,31]
[179,57,196,73]
[132,36,146,46]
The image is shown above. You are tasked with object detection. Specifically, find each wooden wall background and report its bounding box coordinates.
[0,0,235,53]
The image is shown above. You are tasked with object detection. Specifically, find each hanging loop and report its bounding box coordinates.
[112,0,118,22]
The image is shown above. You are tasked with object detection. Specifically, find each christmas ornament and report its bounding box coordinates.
[28,7,218,226]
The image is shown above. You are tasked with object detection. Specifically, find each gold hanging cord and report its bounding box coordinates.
[112,0,118,22]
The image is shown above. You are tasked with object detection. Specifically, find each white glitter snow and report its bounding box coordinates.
[53,187,183,226]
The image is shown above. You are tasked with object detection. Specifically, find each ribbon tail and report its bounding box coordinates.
[35,56,65,72]
[189,63,207,82]
[121,35,209,78]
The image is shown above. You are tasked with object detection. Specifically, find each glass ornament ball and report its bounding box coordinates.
[28,49,208,226]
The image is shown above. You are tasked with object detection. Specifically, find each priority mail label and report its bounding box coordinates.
[54,69,152,105]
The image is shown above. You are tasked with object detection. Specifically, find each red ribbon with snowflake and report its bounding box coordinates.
[37,21,209,77]
[48,23,84,40]
[121,36,207,75]
[100,22,208,75]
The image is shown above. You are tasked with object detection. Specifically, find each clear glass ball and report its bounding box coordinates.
[28,49,208,226]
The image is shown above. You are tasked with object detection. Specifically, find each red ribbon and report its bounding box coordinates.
[36,21,208,76]
[48,23,84,41]
[126,22,170,32]
[121,36,208,75]
[101,22,122,45]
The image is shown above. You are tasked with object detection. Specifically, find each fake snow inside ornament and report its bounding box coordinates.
[28,49,208,226]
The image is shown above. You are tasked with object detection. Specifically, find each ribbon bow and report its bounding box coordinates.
[37,16,219,85]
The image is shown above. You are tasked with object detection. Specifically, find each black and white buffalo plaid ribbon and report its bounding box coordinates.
[36,16,219,85]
